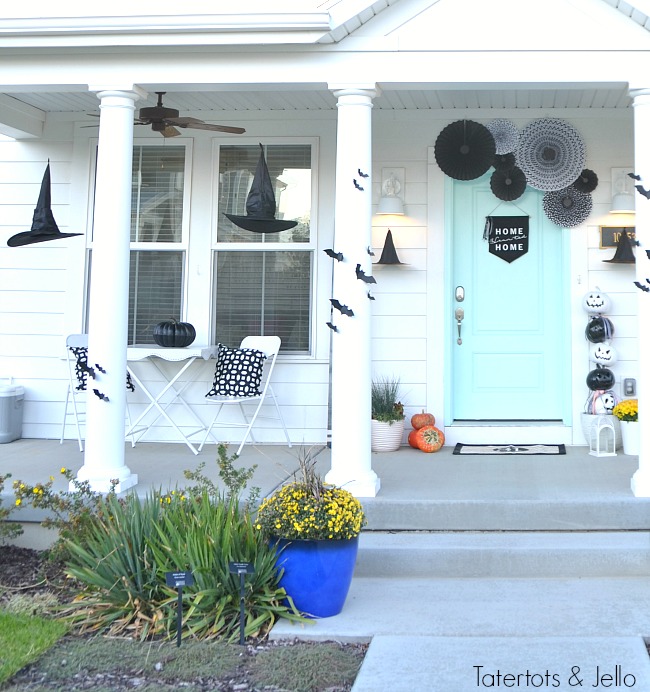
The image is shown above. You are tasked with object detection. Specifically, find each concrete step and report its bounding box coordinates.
[362,498,650,531]
[355,531,650,578]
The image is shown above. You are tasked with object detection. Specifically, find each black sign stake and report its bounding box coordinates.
[229,562,255,645]
[165,571,194,648]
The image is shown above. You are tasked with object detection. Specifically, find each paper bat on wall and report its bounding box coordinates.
[634,279,650,292]
[326,322,339,332]
[95,364,106,374]
[628,173,642,181]
[367,291,375,300]
[330,299,354,317]
[367,247,375,256]
[635,184,650,199]
[93,389,109,401]
[355,264,377,283]
[324,248,344,261]
[357,169,369,178]
[353,179,364,191]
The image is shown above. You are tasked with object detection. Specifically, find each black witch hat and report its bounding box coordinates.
[224,143,298,234]
[604,228,636,264]
[375,230,403,265]
[7,162,83,247]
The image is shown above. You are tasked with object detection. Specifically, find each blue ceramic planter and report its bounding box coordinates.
[274,537,359,618]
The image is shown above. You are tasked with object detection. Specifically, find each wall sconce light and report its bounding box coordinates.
[377,168,405,215]
[610,167,636,214]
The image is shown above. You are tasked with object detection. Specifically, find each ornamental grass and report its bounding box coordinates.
[612,398,638,422]
[255,449,366,541]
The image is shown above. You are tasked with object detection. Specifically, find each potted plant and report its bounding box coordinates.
[255,449,366,618]
[371,376,405,452]
[612,399,639,455]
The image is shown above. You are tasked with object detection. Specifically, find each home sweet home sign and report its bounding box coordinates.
[485,216,529,263]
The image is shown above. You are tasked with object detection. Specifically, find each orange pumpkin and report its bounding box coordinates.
[410,410,435,429]
[408,429,420,448]
[415,425,445,453]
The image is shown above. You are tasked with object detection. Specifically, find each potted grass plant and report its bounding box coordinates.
[255,448,366,618]
[371,376,405,452]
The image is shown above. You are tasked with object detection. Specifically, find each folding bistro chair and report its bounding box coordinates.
[60,334,134,451]
[199,335,292,455]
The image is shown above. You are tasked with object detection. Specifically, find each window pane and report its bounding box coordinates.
[128,250,184,344]
[217,144,311,243]
[131,146,185,243]
[214,251,312,353]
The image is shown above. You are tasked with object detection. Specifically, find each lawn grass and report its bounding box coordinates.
[0,611,68,684]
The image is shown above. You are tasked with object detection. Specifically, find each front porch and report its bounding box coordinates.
[3,439,647,549]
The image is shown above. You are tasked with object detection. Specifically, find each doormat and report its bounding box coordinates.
[453,443,566,456]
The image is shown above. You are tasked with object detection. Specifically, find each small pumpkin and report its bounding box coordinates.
[411,410,435,430]
[415,425,445,453]
[152,318,196,348]
[408,429,420,448]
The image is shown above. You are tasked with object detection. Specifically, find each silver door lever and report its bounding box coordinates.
[455,307,464,345]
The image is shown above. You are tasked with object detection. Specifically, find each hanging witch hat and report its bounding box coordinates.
[375,229,403,265]
[604,228,636,264]
[7,162,83,247]
[224,143,298,234]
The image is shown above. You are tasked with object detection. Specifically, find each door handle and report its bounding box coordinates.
[455,307,464,345]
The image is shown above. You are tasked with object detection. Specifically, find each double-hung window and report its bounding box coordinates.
[212,141,315,354]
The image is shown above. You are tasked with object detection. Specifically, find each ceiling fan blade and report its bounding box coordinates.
[166,117,245,134]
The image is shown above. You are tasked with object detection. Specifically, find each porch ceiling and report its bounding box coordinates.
[0,84,633,115]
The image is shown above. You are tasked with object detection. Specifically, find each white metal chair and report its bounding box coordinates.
[199,335,292,455]
[60,334,134,452]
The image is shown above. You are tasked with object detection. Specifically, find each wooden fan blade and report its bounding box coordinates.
[165,117,245,134]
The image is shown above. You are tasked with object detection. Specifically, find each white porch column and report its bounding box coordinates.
[630,88,650,496]
[75,87,145,493]
[325,86,380,498]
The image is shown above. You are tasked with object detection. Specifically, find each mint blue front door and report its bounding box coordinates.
[450,176,569,420]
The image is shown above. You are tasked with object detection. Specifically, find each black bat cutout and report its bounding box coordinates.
[367,291,375,300]
[330,299,354,317]
[353,179,364,191]
[326,322,339,332]
[355,263,377,284]
[629,173,642,181]
[634,279,650,292]
[646,250,650,260]
[635,184,650,199]
[367,246,375,256]
[95,363,106,374]
[357,169,369,178]
[324,248,344,262]
[81,363,96,379]
[93,389,109,401]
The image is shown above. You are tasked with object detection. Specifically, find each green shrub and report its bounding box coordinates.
[62,489,303,642]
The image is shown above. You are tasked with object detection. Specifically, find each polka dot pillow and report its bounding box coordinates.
[206,345,267,397]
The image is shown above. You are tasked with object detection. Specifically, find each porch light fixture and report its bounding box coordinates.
[610,193,635,214]
[610,167,636,214]
[377,169,405,215]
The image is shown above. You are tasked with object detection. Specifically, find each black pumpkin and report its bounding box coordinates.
[152,318,196,348]
[585,316,614,343]
[586,367,615,391]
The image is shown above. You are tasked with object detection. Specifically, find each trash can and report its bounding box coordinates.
[0,380,24,443]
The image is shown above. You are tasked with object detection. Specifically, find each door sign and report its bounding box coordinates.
[484,215,529,263]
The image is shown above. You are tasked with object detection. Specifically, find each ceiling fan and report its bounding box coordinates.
[135,92,246,138]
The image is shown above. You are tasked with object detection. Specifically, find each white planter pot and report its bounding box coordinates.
[619,420,640,456]
[371,419,405,452]
[581,413,622,451]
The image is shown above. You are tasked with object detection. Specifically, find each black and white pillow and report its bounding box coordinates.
[206,345,266,397]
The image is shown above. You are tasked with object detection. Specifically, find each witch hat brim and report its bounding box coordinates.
[224,143,297,234]
[7,162,83,247]
[604,228,636,263]
[375,229,403,265]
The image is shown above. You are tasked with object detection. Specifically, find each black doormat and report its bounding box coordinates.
[453,443,566,456]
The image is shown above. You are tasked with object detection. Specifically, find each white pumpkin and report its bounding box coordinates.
[593,390,618,414]
[589,342,617,367]
[582,289,611,315]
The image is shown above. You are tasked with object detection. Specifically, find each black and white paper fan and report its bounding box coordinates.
[572,168,598,193]
[434,120,496,181]
[543,186,592,228]
[515,118,585,191]
[486,119,519,155]
[490,166,527,201]
[493,153,516,172]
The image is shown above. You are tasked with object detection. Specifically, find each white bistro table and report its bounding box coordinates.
[126,344,219,454]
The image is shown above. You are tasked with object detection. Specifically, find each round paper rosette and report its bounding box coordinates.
[434,120,496,181]
[543,186,592,228]
[572,168,599,193]
[486,119,520,155]
[493,153,516,171]
[515,118,586,191]
[490,166,527,201]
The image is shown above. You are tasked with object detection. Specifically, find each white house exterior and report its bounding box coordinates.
[1,0,650,497]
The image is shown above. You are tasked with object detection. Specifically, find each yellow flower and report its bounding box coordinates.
[60,467,67,474]
[15,498,21,506]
